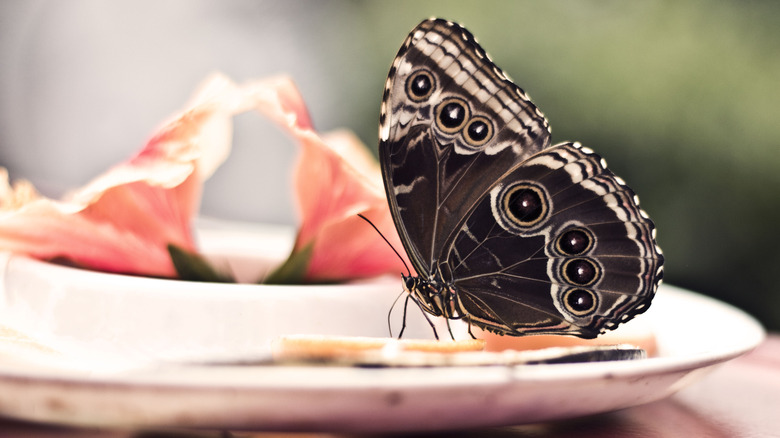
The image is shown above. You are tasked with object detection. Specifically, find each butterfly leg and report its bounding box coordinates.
[387,289,408,338]
[440,310,477,340]
[396,294,411,339]
[422,313,441,341]
[442,286,476,339]
[465,315,477,340]
[444,316,456,340]
[406,294,441,340]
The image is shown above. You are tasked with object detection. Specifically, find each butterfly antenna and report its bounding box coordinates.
[357,213,411,277]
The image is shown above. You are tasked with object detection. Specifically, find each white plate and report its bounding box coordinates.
[0,289,764,432]
[0,222,764,432]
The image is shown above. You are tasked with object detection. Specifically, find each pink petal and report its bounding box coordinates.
[0,74,241,277]
[248,77,410,282]
[305,203,409,282]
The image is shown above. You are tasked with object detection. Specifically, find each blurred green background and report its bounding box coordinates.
[1,1,778,331]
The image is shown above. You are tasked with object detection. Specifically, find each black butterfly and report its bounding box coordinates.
[378,18,664,339]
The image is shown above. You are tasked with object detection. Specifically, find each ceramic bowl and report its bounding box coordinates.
[0,221,441,365]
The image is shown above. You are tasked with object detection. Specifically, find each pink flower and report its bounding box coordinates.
[1,73,408,283]
[252,78,410,283]
[0,74,239,277]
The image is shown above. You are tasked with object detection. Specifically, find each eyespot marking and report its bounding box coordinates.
[435,97,470,133]
[405,69,436,102]
[563,288,599,317]
[502,183,548,228]
[463,115,493,146]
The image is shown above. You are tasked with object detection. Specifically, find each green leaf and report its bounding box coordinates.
[167,244,235,283]
[263,242,313,284]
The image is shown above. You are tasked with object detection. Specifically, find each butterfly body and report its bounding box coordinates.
[380,19,664,339]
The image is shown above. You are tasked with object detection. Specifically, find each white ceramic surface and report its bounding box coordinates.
[0,284,765,432]
[0,222,447,366]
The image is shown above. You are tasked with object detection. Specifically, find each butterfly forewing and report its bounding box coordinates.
[379,18,551,277]
[379,18,664,338]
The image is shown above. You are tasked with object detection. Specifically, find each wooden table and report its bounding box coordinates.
[1,335,777,438]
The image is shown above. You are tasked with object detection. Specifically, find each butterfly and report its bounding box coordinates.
[378,18,664,339]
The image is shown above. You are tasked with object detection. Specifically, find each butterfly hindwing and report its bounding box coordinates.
[445,143,663,337]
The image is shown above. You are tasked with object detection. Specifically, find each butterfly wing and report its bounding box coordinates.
[379,18,664,338]
[445,143,664,337]
[379,18,551,277]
